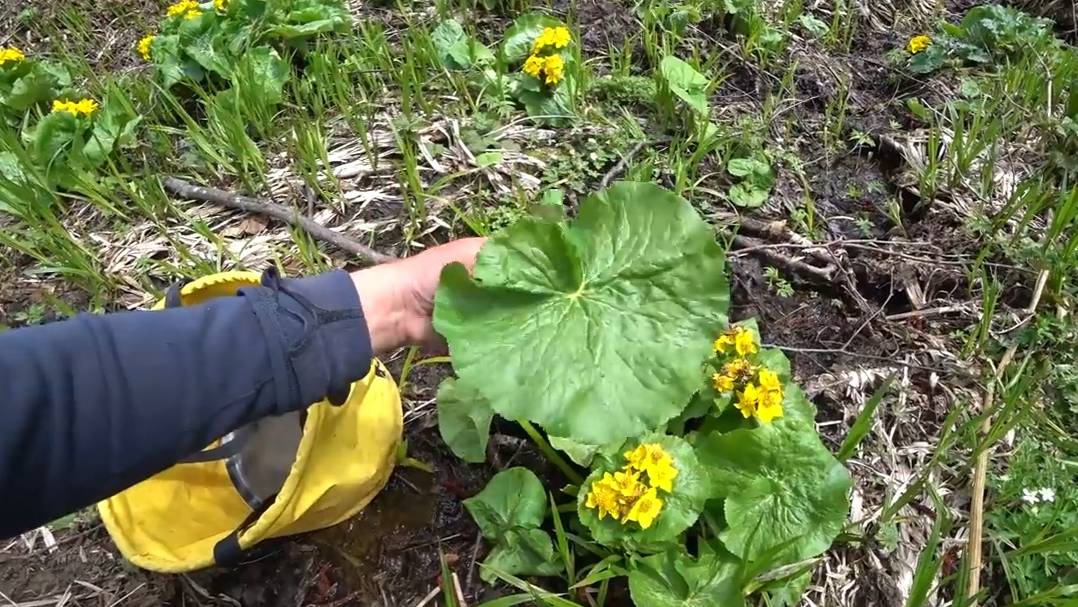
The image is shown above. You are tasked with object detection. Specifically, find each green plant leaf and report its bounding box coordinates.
[659,56,709,116]
[578,434,710,552]
[501,13,563,64]
[728,183,768,208]
[235,46,289,104]
[266,0,349,39]
[432,19,492,69]
[437,377,494,463]
[1,61,70,112]
[798,14,828,38]
[696,424,851,563]
[434,182,729,445]
[549,435,602,467]
[83,94,142,167]
[518,82,573,123]
[464,467,548,540]
[30,112,79,167]
[481,528,564,583]
[628,544,745,607]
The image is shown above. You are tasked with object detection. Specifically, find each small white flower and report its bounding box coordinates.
[1039,487,1056,503]
[1022,488,1040,505]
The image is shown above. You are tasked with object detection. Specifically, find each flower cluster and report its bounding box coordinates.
[585,443,678,529]
[0,47,26,67]
[710,326,784,424]
[521,26,569,86]
[166,0,203,20]
[907,35,932,54]
[52,98,99,118]
[736,368,784,423]
[137,35,156,61]
[713,325,757,357]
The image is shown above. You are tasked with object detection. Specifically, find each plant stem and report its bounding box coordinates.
[517,420,584,485]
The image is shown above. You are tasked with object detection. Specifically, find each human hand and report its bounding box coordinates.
[350,237,485,353]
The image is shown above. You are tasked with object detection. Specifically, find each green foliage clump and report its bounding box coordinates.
[904,5,1060,74]
[433,182,850,605]
[0,55,70,122]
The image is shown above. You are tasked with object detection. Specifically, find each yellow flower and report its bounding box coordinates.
[622,488,663,529]
[624,443,678,493]
[756,387,784,424]
[0,47,26,67]
[167,0,202,19]
[736,382,759,419]
[51,98,98,117]
[713,334,734,353]
[532,26,571,53]
[757,368,781,392]
[543,54,564,86]
[214,0,227,10]
[137,35,155,61]
[585,474,621,520]
[522,54,544,79]
[907,35,931,54]
[712,371,734,392]
[734,327,757,357]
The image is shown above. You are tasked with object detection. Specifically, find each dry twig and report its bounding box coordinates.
[162,177,395,265]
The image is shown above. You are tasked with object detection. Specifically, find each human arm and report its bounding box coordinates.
[0,238,483,538]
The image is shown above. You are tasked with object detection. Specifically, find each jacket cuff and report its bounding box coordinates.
[241,270,373,413]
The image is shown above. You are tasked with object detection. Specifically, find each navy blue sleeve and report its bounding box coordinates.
[0,269,373,538]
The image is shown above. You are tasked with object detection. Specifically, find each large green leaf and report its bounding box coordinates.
[434,182,729,445]
[696,424,851,562]
[659,55,709,116]
[267,0,349,39]
[432,19,493,69]
[628,544,745,607]
[1,61,70,112]
[84,94,142,167]
[437,377,494,463]
[233,46,289,104]
[464,467,547,540]
[480,528,563,583]
[578,435,710,551]
[501,13,563,64]
[30,112,79,167]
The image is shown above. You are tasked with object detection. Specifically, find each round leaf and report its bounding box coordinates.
[628,545,745,607]
[434,182,729,445]
[696,425,852,562]
[501,13,563,64]
[437,377,494,463]
[463,467,547,541]
[659,55,709,116]
[480,528,563,583]
[578,435,709,552]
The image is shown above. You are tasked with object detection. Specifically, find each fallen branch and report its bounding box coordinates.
[732,234,837,284]
[162,177,395,265]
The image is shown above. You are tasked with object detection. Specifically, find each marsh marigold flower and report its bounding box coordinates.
[712,356,753,393]
[532,26,571,53]
[714,326,756,356]
[586,442,679,529]
[734,369,784,423]
[214,0,227,10]
[907,35,931,54]
[0,47,26,67]
[167,0,202,19]
[137,35,155,61]
[52,98,98,117]
[543,54,565,85]
[522,54,544,79]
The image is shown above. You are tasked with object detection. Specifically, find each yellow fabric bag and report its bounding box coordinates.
[97,271,402,572]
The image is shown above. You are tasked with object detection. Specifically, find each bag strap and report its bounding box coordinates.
[213,493,280,567]
[164,280,190,309]
[178,436,247,464]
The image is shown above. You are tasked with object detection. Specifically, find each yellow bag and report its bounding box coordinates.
[98,271,402,572]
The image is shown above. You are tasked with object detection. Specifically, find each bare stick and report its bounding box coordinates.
[967,268,1049,603]
[162,177,395,265]
[732,235,837,284]
[885,303,976,321]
